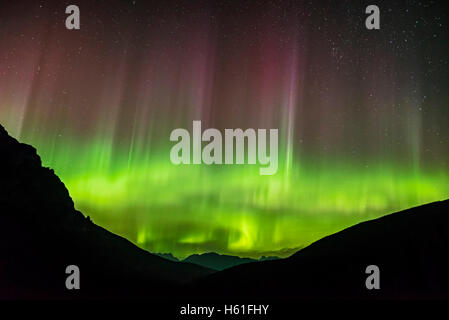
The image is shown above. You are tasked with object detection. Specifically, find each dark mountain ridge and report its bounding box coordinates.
[192,199,449,299]
[0,125,214,299]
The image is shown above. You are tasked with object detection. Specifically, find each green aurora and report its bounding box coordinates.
[0,0,448,259]
[2,122,447,259]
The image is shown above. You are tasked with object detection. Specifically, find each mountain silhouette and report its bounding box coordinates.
[183,253,279,271]
[155,253,180,262]
[192,200,449,299]
[183,253,256,271]
[0,125,214,299]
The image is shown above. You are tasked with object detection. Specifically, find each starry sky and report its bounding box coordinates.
[0,0,448,258]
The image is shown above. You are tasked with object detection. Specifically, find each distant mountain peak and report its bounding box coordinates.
[182,252,279,271]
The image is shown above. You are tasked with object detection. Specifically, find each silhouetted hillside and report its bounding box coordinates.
[0,125,214,299]
[195,200,449,299]
[192,199,449,299]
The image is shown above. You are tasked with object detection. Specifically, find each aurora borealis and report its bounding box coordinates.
[0,0,448,259]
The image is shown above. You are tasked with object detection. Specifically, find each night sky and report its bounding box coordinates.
[0,0,448,258]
